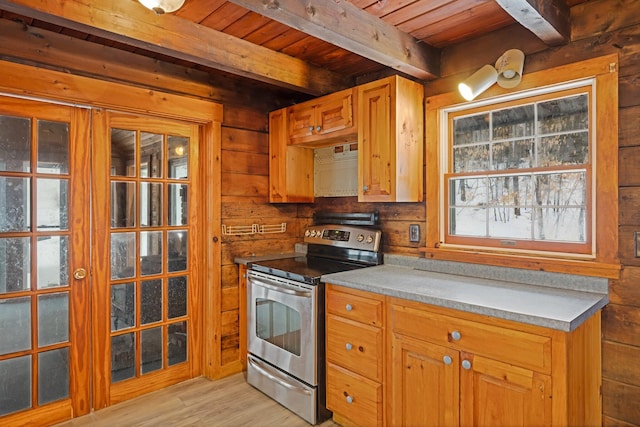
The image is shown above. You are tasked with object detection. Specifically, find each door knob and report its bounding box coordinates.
[73,268,87,280]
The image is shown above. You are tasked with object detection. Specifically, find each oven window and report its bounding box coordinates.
[256,298,301,356]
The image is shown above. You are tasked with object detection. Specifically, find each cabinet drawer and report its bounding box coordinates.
[327,288,383,326]
[327,363,382,427]
[327,314,383,381]
[391,304,552,373]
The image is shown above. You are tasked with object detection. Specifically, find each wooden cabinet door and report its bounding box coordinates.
[389,333,459,427]
[314,90,354,137]
[268,108,314,203]
[288,103,315,140]
[460,353,552,427]
[358,79,393,201]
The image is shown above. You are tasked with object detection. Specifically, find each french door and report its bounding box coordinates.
[91,111,202,408]
[0,96,91,426]
[0,96,204,423]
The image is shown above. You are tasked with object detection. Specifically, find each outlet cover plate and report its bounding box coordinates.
[409,224,420,242]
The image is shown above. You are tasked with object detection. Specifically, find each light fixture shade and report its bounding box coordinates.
[495,49,525,89]
[458,64,498,101]
[138,0,185,14]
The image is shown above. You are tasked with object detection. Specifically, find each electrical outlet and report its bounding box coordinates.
[409,224,420,242]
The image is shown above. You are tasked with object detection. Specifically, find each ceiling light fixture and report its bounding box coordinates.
[138,0,185,14]
[458,49,525,101]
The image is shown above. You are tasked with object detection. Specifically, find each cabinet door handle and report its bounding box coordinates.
[443,355,453,365]
[462,359,472,370]
[345,303,353,311]
[309,126,314,132]
[451,330,462,341]
[346,395,354,404]
[345,342,353,351]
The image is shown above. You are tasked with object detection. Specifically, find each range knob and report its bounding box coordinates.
[310,230,318,237]
[357,234,365,242]
[304,229,311,237]
[366,235,374,244]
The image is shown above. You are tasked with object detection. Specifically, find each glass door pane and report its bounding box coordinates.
[0,97,90,424]
[95,112,200,405]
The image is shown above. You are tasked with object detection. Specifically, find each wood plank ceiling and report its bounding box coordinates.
[0,0,586,96]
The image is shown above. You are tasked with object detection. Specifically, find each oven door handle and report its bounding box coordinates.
[248,354,313,396]
[250,276,312,298]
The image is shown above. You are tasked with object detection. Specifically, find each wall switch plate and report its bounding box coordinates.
[409,224,420,242]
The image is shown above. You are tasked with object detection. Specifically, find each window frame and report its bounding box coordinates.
[442,83,594,255]
[423,55,620,278]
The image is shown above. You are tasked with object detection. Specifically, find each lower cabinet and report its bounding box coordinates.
[326,284,385,427]
[326,285,602,427]
[388,298,600,427]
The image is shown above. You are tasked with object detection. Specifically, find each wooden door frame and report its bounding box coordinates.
[0,60,222,414]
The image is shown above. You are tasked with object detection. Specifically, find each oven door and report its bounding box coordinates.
[247,270,317,385]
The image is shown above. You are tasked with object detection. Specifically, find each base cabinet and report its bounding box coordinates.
[388,298,600,427]
[326,285,385,427]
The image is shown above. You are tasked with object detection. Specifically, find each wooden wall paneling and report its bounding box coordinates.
[221,264,240,289]
[602,304,640,347]
[220,151,269,175]
[609,266,640,307]
[570,0,640,41]
[221,127,269,154]
[221,173,269,197]
[223,105,270,131]
[602,379,640,425]
[619,187,640,225]
[618,226,640,266]
[619,106,640,148]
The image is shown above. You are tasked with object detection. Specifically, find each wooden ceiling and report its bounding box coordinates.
[0,0,586,97]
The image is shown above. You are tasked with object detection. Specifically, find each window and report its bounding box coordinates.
[444,86,592,254]
[424,55,619,277]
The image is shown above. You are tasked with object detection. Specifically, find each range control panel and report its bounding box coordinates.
[304,224,382,251]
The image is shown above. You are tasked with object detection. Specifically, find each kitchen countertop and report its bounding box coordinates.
[322,256,609,332]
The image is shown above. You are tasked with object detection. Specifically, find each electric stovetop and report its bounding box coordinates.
[248,256,366,285]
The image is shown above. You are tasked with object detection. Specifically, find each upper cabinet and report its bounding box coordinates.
[358,75,424,202]
[269,108,314,203]
[288,88,356,146]
[269,75,424,203]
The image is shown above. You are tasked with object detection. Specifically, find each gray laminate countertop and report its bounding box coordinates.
[321,258,608,332]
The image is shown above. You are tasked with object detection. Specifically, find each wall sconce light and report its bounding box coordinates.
[138,0,185,14]
[458,49,525,101]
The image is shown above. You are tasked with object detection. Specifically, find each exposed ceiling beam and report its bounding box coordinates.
[0,0,352,95]
[226,0,440,80]
[495,0,570,45]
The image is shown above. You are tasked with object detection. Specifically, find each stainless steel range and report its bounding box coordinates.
[246,213,382,425]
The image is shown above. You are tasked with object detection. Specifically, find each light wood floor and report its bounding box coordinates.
[53,373,340,427]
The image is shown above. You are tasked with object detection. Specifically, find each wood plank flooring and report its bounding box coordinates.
[53,373,340,427]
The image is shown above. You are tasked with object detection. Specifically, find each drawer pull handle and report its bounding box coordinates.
[462,359,472,370]
[346,395,353,404]
[309,126,314,132]
[345,303,353,311]
[316,125,322,132]
[443,355,453,365]
[451,330,462,341]
[346,342,353,351]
